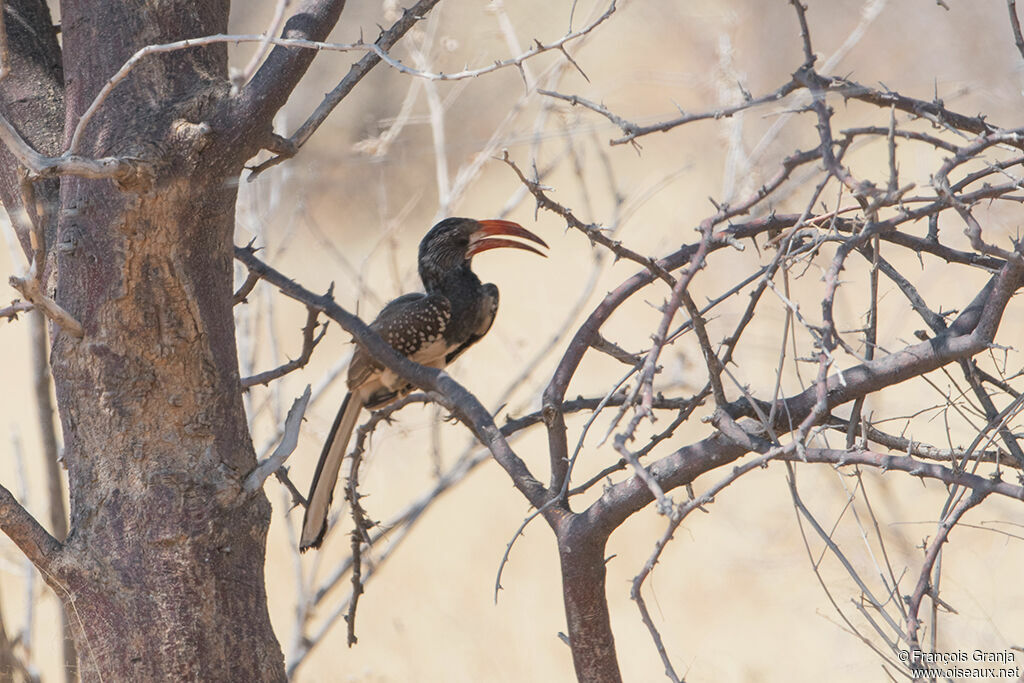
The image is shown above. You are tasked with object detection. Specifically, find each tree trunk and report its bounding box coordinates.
[558,516,621,683]
[47,167,284,680]
[0,0,290,679]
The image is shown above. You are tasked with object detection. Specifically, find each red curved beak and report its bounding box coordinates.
[467,219,548,258]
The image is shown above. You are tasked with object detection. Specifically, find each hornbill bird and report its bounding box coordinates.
[300,217,548,551]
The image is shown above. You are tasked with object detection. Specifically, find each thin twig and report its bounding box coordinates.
[1009,0,1024,61]
[502,151,676,285]
[241,308,326,387]
[244,386,312,492]
[232,0,292,92]
[905,488,988,651]
[0,300,32,320]
[0,112,139,181]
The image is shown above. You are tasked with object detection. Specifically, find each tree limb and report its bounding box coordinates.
[9,274,83,338]
[244,386,312,493]
[0,112,138,181]
[588,264,1023,532]
[233,0,348,138]
[0,481,61,574]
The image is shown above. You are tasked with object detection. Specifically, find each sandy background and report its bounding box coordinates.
[1,1,1023,681]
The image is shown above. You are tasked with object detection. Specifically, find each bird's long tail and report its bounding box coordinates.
[300,392,361,551]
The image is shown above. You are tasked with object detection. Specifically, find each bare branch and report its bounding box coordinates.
[0,481,62,574]
[590,263,1024,530]
[244,386,312,493]
[825,416,1010,466]
[9,275,83,339]
[552,54,1004,151]
[788,449,1023,501]
[225,4,1024,677]
[789,0,817,66]
[0,112,138,181]
[232,270,261,305]
[231,0,292,92]
[905,489,988,651]
[353,0,616,83]
[225,0,346,145]
[0,299,32,321]
[502,151,675,284]
[589,334,641,367]
[244,0,612,177]
[1009,0,1024,61]
[241,307,326,388]
[247,0,442,178]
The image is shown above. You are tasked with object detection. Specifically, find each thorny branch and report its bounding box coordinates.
[496,1,1024,677]
[501,151,676,284]
[56,0,614,178]
[240,307,326,388]
[236,2,1024,679]
[246,0,445,178]
[905,489,988,652]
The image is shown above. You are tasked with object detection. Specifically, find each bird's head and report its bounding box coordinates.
[418,217,547,285]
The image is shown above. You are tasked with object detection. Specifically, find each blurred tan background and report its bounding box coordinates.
[2,0,1024,681]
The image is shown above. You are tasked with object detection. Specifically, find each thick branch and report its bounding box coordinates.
[0,111,138,180]
[9,274,83,338]
[0,481,61,574]
[586,265,1023,532]
[233,0,347,137]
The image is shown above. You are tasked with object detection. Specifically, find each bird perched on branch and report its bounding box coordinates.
[300,217,548,551]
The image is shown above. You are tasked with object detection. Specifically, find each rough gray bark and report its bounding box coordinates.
[0,0,344,679]
[557,517,621,683]
[47,0,283,678]
[0,1,1016,681]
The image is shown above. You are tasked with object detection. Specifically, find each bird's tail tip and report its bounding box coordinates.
[298,525,327,552]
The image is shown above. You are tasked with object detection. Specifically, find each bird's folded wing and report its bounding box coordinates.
[301,293,454,550]
[349,293,453,408]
